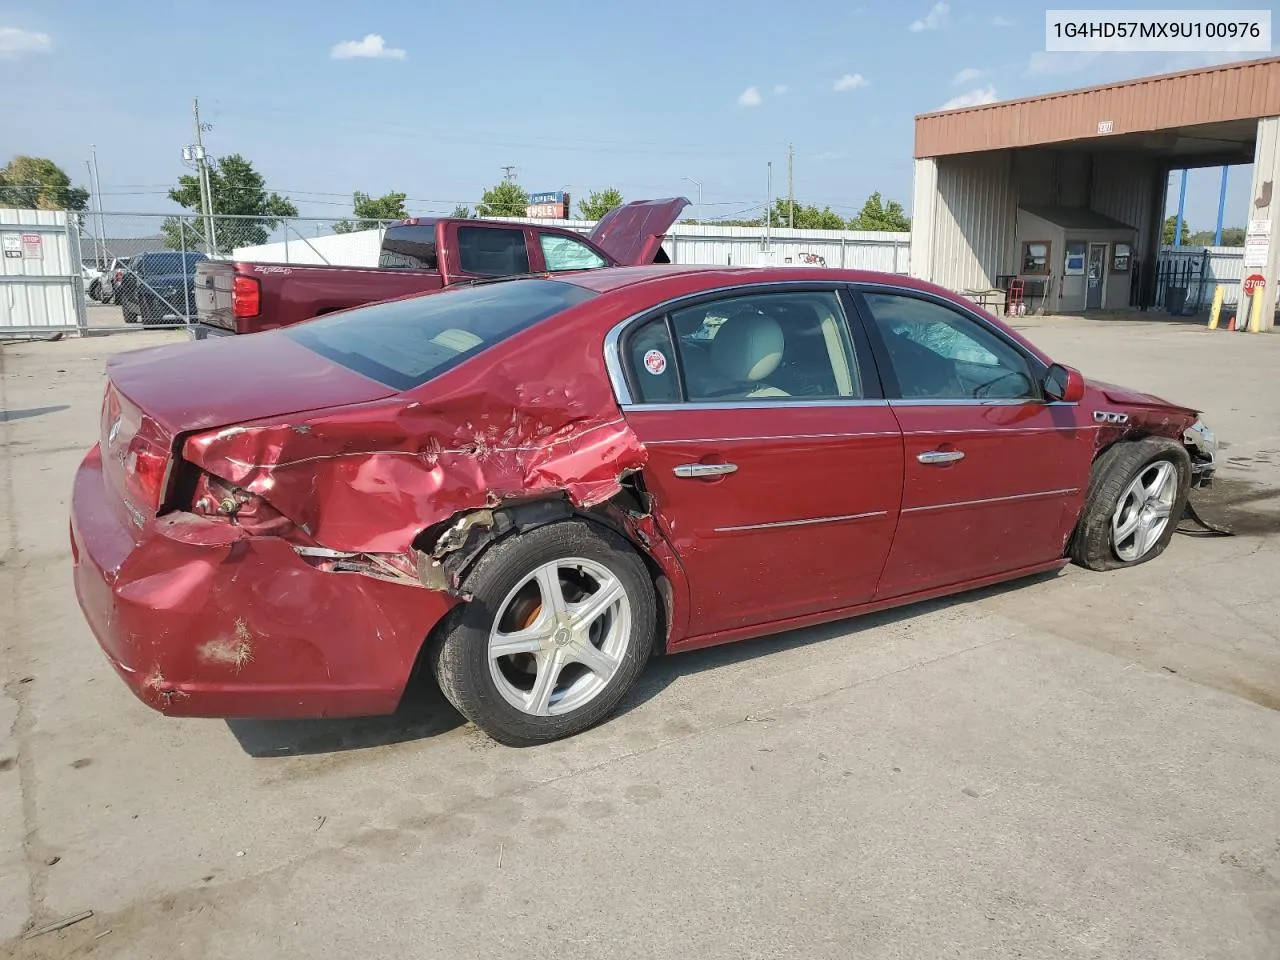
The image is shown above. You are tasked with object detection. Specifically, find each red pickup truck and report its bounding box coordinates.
[192,198,687,338]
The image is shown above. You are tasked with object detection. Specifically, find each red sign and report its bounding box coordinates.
[1244,274,1266,295]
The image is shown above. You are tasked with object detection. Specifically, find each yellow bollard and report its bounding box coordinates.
[1248,287,1265,333]
[1208,286,1226,329]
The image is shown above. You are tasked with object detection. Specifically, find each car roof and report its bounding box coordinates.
[558,264,957,300]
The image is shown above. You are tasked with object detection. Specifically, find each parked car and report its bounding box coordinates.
[70,267,1216,744]
[82,264,105,301]
[118,251,208,324]
[99,257,132,304]
[191,198,687,339]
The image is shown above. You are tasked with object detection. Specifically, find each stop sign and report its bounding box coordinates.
[1244,274,1266,295]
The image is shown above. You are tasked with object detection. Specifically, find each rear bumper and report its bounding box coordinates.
[70,444,457,719]
[191,323,234,341]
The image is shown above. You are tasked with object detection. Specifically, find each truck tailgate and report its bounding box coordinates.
[195,261,236,332]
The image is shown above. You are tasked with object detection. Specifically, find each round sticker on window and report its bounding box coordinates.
[642,349,668,375]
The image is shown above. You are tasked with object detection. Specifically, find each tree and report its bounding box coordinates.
[1188,226,1244,247]
[477,180,529,218]
[847,191,911,231]
[164,154,298,253]
[578,188,624,221]
[764,198,846,230]
[1162,214,1191,246]
[0,156,89,211]
[450,205,474,219]
[334,191,409,233]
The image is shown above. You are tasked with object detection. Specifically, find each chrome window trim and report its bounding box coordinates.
[890,398,1033,407]
[602,280,859,408]
[902,487,1080,515]
[620,398,890,413]
[714,510,888,533]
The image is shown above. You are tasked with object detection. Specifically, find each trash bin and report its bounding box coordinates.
[1166,287,1186,314]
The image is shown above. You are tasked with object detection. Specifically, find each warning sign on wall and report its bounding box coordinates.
[21,233,42,259]
[2,235,20,259]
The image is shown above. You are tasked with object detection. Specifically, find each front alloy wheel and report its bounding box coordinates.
[1111,460,1177,562]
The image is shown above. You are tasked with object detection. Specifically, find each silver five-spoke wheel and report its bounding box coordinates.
[487,557,631,717]
[1111,460,1176,562]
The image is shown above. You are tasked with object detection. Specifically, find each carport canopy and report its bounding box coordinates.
[909,56,1280,329]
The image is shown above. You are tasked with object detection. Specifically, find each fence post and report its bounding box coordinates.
[68,215,88,334]
[179,217,192,322]
[840,236,847,269]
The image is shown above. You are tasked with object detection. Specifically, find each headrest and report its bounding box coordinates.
[712,310,784,383]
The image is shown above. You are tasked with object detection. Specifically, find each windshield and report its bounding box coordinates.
[284,279,596,391]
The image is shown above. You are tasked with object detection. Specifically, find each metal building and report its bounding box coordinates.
[909,55,1280,330]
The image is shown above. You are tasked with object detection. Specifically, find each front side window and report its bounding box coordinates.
[625,290,861,403]
[540,234,606,272]
[861,292,1039,401]
[286,278,594,390]
[456,226,530,277]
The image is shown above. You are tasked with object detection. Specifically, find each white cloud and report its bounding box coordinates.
[834,73,869,92]
[774,84,788,95]
[1025,51,1101,75]
[940,85,999,110]
[330,34,406,60]
[0,27,51,59]
[952,67,984,86]
[909,2,949,32]
[737,86,762,107]
[991,15,1013,27]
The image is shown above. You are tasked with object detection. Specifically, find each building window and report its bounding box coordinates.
[1021,241,1050,275]
[1112,243,1132,272]
[1063,241,1086,276]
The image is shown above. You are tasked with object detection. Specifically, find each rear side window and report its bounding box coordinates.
[285,279,595,390]
[379,225,438,270]
[457,226,530,277]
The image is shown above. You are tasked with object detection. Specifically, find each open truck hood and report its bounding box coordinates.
[587,197,689,266]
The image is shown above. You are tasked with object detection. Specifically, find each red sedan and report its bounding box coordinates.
[70,267,1217,744]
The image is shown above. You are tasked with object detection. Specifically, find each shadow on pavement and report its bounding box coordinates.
[0,405,69,422]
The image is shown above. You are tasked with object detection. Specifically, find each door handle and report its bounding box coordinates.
[674,462,738,478]
[917,450,965,465]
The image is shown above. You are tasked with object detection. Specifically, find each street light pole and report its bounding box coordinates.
[681,177,702,221]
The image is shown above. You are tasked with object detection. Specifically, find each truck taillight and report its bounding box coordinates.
[232,275,261,318]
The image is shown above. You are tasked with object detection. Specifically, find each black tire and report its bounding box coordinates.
[140,296,165,326]
[430,519,656,746]
[88,280,102,301]
[1070,438,1191,571]
[121,304,138,324]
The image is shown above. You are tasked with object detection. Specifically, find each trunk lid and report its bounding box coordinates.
[100,334,399,531]
[586,197,689,265]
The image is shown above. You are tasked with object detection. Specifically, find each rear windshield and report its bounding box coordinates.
[137,252,206,275]
[284,279,596,390]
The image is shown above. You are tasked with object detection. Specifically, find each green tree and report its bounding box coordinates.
[764,198,846,230]
[578,188,624,221]
[334,190,409,233]
[847,191,911,231]
[0,156,89,211]
[164,154,298,253]
[476,180,529,218]
[450,205,474,219]
[1162,214,1191,246]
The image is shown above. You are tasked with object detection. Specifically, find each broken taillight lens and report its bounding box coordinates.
[125,444,170,511]
[232,275,261,318]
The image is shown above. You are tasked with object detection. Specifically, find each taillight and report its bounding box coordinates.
[125,444,169,511]
[114,270,122,282]
[232,275,261,318]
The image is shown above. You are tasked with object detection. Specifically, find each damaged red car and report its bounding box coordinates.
[71,266,1217,744]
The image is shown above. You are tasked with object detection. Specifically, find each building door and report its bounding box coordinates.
[1086,243,1107,310]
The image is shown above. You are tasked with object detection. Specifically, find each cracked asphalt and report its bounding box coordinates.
[2,317,1278,959]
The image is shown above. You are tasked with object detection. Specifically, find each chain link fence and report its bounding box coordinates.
[78,212,399,331]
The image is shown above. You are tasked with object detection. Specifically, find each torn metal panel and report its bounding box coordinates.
[182,363,649,556]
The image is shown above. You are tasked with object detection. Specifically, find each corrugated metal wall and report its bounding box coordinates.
[1090,154,1160,263]
[233,220,911,272]
[0,209,83,332]
[929,151,1015,292]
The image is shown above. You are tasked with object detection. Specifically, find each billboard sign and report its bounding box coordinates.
[526,191,570,219]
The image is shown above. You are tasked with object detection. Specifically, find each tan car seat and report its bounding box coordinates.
[710,311,789,399]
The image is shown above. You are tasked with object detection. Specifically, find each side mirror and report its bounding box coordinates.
[1044,363,1085,403]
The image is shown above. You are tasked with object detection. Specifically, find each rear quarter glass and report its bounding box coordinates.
[283,278,596,391]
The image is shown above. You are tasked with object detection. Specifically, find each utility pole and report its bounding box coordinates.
[192,98,218,256]
[85,152,107,268]
[787,142,794,230]
[766,161,773,255]
[501,165,517,183]
[681,177,702,221]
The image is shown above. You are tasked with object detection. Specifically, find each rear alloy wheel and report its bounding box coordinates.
[431,519,656,745]
[1070,438,1191,571]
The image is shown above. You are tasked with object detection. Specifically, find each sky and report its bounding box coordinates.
[0,0,1272,231]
